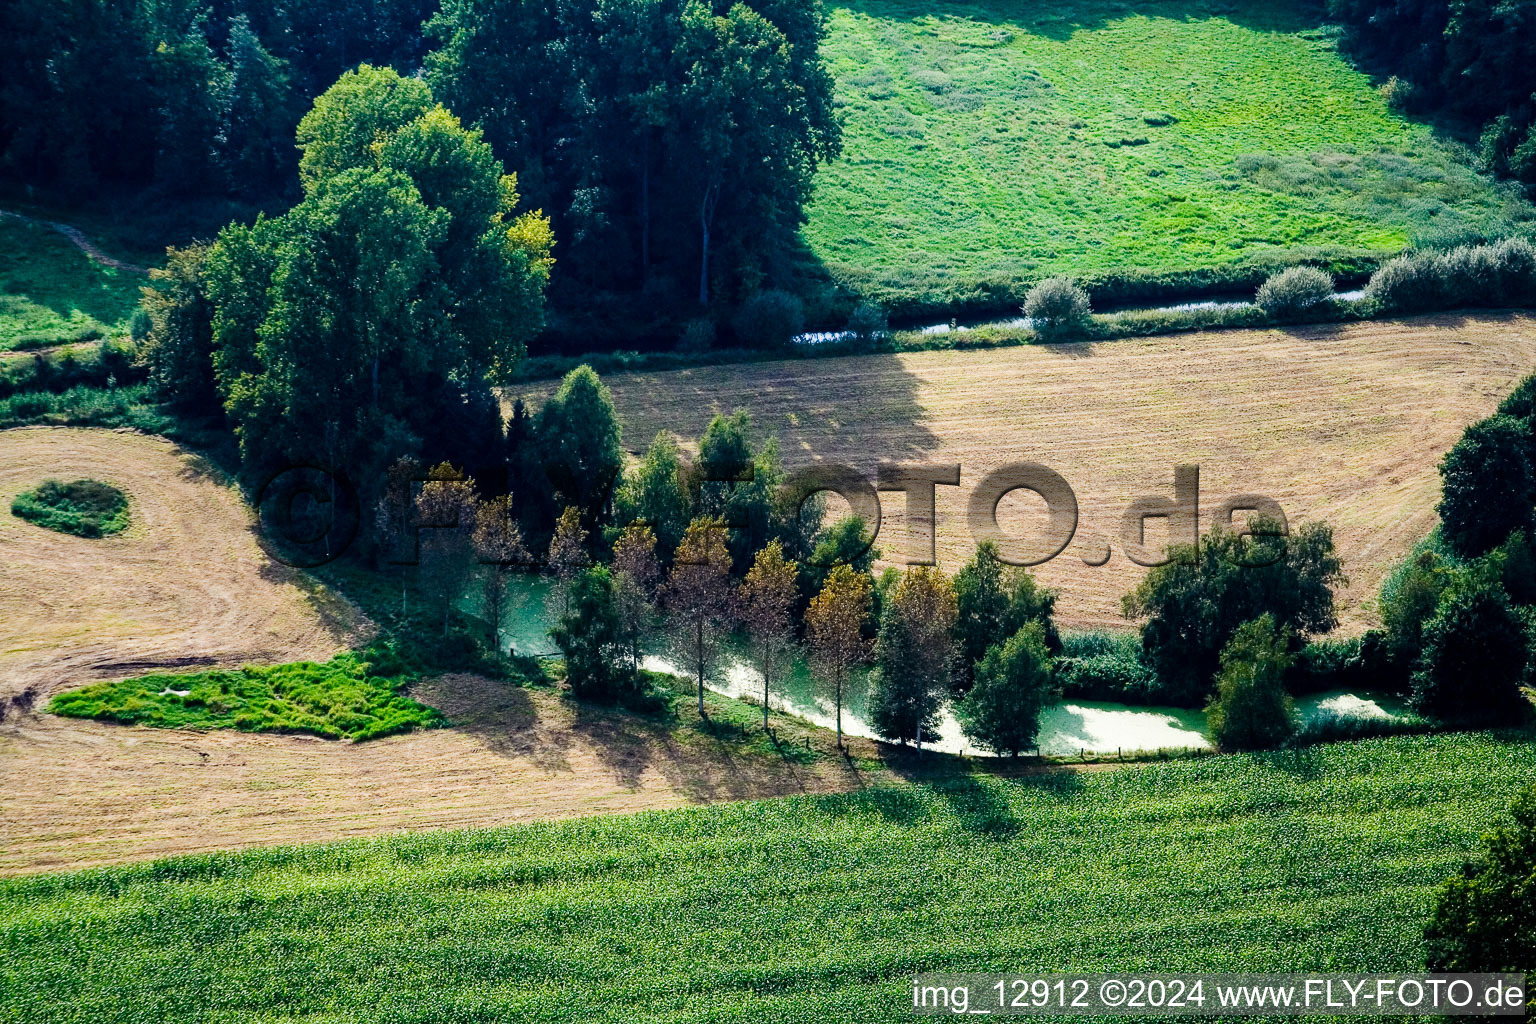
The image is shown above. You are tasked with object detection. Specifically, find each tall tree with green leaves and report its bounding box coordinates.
[1205,614,1297,752]
[611,522,663,679]
[868,566,957,751]
[806,563,871,750]
[739,540,799,730]
[616,431,693,561]
[953,540,1059,692]
[955,622,1055,758]
[663,517,737,717]
[535,366,626,535]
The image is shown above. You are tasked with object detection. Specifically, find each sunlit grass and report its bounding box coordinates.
[2,731,1532,1022]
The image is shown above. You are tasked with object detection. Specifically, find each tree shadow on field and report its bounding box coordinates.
[834,0,1326,40]
[861,754,1086,837]
[601,350,942,476]
[420,673,577,774]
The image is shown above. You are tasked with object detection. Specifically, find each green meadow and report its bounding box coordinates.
[0,219,141,351]
[806,0,1529,307]
[3,731,1532,1023]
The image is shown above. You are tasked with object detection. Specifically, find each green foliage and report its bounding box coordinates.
[1437,414,1534,559]
[137,243,217,410]
[953,541,1058,690]
[1254,265,1334,315]
[1054,629,1158,701]
[1206,615,1297,752]
[1023,276,1090,336]
[807,0,1526,318]
[0,384,171,432]
[1426,785,1536,973]
[0,220,142,351]
[534,365,626,534]
[549,566,633,702]
[47,651,443,741]
[294,64,433,189]
[1364,239,1536,314]
[1410,576,1530,725]
[1379,540,1463,667]
[9,478,129,538]
[1123,519,1345,706]
[868,566,956,745]
[0,340,142,400]
[955,621,1055,757]
[615,431,693,561]
[196,69,552,486]
[2,734,1535,1021]
[731,289,805,349]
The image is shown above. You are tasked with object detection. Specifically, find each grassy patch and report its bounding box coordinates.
[48,650,444,741]
[9,478,129,538]
[0,220,142,351]
[806,0,1531,314]
[0,732,1532,1021]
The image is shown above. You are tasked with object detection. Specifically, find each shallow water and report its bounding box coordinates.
[486,577,1403,756]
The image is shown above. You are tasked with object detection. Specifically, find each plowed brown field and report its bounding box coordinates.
[528,313,1536,629]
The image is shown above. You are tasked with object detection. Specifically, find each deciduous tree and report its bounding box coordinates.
[806,564,871,750]
[663,517,737,717]
[739,540,798,730]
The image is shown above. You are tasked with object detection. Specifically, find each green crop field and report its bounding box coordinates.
[0,219,142,351]
[3,731,1532,1023]
[805,0,1530,306]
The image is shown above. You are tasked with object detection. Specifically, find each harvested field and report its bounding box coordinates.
[0,675,868,874]
[0,427,365,699]
[523,313,1536,629]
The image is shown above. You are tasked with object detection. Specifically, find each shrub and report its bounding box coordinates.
[1023,275,1091,336]
[1054,629,1157,701]
[1497,371,1536,421]
[1379,541,1462,666]
[1378,75,1416,112]
[955,621,1055,757]
[953,541,1058,691]
[1291,630,1403,694]
[1363,252,1443,313]
[844,301,889,344]
[731,289,805,349]
[1254,266,1334,316]
[677,318,716,353]
[1437,414,1534,558]
[1411,578,1530,724]
[549,566,632,702]
[1425,785,1536,973]
[1489,236,1536,305]
[1206,614,1297,752]
[10,478,130,537]
[1293,707,1428,745]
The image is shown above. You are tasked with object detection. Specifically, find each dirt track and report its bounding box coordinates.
[539,313,1536,629]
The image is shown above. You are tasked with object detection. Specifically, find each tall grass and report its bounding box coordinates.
[802,0,1529,321]
[48,650,444,742]
[1,732,1532,1022]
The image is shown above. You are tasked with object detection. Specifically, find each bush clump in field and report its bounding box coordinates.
[1206,614,1297,752]
[1023,276,1091,337]
[1122,517,1345,706]
[1255,266,1334,316]
[844,301,889,345]
[48,650,443,741]
[732,289,805,349]
[1054,629,1158,700]
[10,478,129,537]
[1426,784,1536,973]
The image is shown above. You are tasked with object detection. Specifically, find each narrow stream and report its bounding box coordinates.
[794,290,1366,345]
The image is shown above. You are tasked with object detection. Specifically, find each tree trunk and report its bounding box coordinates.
[697,214,710,306]
[835,678,843,750]
[639,134,650,280]
[696,618,706,717]
[762,645,770,732]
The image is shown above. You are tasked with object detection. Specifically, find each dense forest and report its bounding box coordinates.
[1329,0,1536,186]
[0,0,840,339]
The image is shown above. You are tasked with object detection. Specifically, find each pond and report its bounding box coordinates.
[483,577,1410,756]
